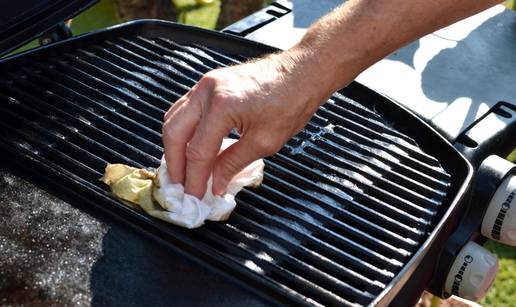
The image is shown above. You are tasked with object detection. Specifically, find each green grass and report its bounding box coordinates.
[508,149,516,163]
[173,0,221,29]
[482,241,516,306]
[70,0,120,35]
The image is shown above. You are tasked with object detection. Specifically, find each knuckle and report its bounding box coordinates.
[255,138,280,156]
[214,160,239,190]
[186,145,209,164]
[211,93,231,108]
[220,155,241,176]
[199,72,217,86]
[161,121,171,135]
[161,120,175,136]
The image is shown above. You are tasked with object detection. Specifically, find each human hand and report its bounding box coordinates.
[162,49,338,199]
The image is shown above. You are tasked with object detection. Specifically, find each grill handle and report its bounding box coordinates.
[454,101,516,169]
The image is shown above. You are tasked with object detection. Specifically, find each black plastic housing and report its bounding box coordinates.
[455,102,516,168]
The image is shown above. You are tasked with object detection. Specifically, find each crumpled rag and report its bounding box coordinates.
[101,139,265,228]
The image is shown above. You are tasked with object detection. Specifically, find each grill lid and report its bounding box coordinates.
[0,0,97,57]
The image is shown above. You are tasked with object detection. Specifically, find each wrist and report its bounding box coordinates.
[284,36,370,100]
[273,48,336,108]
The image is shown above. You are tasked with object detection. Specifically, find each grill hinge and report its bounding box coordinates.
[39,21,73,46]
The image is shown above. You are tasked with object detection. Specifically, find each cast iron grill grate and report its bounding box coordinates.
[0,32,451,306]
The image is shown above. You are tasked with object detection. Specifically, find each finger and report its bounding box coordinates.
[212,136,265,196]
[164,93,189,122]
[184,105,234,199]
[162,97,202,184]
[164,83,198,122]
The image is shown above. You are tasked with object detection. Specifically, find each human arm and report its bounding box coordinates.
[162,0,502,198]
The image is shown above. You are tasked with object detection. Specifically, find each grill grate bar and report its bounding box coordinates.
[0,100,106,181]
[18,68,164,153]
[139,36,215,72]
[2,77,160,165]
[297,123,447,200]
[238,188,404,271]
[196,225,356,307]
[271,153,433,225]
[98,41,196,94]
[256,182,412,260]
[234,199,396,281]
[61,53,173,111]
[45,58,165,120]
[263,170,421,245]
[263,157,425,239]
[132,36,211,77]
[327,93,385,125]
[227,211,391,287]
[75,48,183,103]
[84,45,191,98]
[33,62,163,132]
[0,83,151,168]
[192,43,245,65]
[316,107,450,181]
[310,115,450,188]
[208,221,375,305]
[260,174,419,251]
[113,38,200,85]
[296,144,441,210]
[322,101,440,167]
[155,37,228,69]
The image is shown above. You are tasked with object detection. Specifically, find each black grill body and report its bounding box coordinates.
[0,21,473,306]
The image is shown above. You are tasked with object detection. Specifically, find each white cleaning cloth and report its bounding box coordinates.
[101,138,265,229]
[152,138,264,228]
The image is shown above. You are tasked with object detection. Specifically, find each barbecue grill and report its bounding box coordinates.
[1,1,515,306]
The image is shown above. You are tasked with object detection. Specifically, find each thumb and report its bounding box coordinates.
[212,136,265,196]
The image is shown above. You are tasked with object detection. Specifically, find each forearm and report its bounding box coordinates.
[163,0,502,197]
[287,0,501,98]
